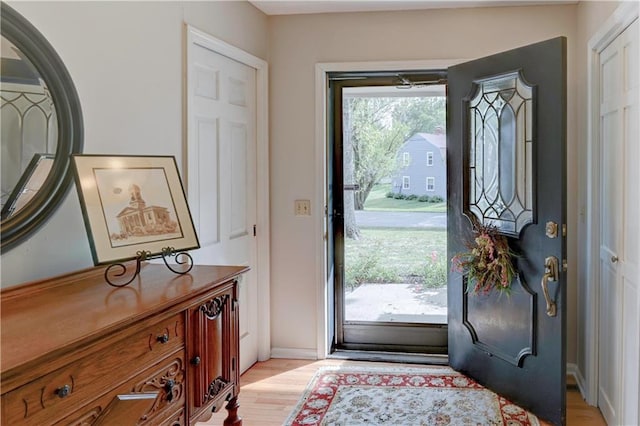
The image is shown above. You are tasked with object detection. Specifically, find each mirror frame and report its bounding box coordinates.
[1,2,83,251]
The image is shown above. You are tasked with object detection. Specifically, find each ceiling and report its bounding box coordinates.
[249,0,578,16]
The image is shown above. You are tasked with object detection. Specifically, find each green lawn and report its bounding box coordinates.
[364,184,446,212]
[345,228,447,289]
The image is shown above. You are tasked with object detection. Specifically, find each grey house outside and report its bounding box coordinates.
[390,131,447,199]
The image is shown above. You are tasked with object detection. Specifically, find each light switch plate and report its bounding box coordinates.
[294,199,311,216]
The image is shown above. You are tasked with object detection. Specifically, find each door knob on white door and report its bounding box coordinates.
[611,255,619,263]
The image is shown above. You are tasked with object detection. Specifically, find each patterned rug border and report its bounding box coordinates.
[284,365,540,426]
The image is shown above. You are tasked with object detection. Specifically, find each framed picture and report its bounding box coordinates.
[72,155,199,265]
[1,153,55,220]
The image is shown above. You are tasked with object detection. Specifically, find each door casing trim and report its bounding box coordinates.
[584,0,639,408]
[314,60,463,359]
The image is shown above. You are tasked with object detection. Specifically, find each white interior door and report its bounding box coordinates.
[598,17,639,426]
[186,32,259,374]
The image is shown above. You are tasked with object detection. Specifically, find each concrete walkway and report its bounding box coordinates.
[345,283,447,324]
[355,210,447,228]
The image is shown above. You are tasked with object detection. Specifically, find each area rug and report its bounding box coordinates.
[284,366,540,426]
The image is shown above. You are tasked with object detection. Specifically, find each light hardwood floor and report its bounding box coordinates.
[204,358,606,426]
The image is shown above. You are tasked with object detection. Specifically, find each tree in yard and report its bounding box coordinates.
[393,97,446,136]
[347,97,410,211]
[345,96,446,208]
[342,95,446,239]
[343,101,360,239]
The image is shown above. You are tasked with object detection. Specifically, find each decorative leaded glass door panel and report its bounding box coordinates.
[465,70,535,236]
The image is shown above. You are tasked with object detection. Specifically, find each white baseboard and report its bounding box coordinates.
[567,362,590,404]
[270,347,319,360]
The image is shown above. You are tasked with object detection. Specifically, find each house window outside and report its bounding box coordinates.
[426,177,435,192]
[427,151,434,166]
[403,152,410,166]
[403,176,410,190]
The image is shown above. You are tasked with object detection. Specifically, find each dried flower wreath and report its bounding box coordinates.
[451,222,518,295]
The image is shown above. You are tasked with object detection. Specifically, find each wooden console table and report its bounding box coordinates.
[1,263,249,425]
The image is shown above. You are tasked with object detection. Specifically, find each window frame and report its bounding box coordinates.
[402,176,410,190]
[426,176,435,192]
[402,152,410,167]
[427,151,434,166]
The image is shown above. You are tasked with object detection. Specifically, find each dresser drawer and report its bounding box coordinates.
[154,407,186,426]
[62,352,186,426]
[2,313,185,426]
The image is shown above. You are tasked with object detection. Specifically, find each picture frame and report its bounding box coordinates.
[72,155,199,265]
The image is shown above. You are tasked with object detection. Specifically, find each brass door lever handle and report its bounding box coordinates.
[541,256,559,317]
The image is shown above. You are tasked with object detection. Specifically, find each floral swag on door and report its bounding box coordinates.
[451,222,518,295]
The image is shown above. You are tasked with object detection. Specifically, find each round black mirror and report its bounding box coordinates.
[1,3,83,251]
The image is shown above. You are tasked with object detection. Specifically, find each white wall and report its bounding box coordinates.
[268,5,580,361]
[0,1,268,287]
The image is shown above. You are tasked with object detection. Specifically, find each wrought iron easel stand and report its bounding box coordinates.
[104,247,194,287]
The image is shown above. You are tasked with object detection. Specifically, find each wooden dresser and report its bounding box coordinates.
[0,263,249,425]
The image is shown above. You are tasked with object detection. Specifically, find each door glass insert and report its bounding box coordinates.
[342,84,448,326]
[466,70,534,236]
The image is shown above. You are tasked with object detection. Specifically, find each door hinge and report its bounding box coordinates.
[253,224,257,237]
[562,224,567,237]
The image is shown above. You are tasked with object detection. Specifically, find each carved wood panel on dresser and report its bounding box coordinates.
[0,263,248,426]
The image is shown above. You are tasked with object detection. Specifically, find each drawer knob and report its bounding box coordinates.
[190,356,201,366]
[56,385,71,398]
[156,333,170,344]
